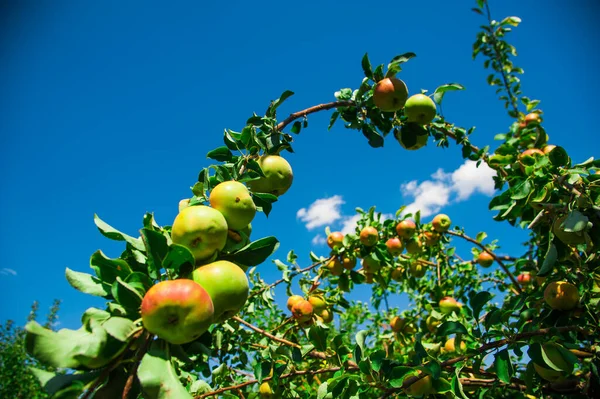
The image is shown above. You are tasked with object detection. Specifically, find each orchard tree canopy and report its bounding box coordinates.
[22,1,600,398]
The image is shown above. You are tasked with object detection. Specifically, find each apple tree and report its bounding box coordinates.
[24,1,600,398]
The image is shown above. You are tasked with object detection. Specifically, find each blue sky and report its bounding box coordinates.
[1,0,599,330]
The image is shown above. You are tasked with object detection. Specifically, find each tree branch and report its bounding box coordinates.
[233,316,301,349]
[276,101,354,132]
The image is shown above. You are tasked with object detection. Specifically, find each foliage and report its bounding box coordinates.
[0,300,61,399]
[22,1,600,398]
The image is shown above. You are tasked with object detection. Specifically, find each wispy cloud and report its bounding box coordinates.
[297,195,345,230]
[311,235,327,246]
[0,268,17,276]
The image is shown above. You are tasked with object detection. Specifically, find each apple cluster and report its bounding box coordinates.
[287,293,334,328]
[140,155,294,345]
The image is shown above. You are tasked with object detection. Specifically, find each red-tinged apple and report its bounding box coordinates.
[404,94,437,125]
[390,316,404,333]
[248,155,294,196]
[171,205,229,264]
[439,297,462,314]
[534,343,571,382]
[431,214,451,233]
[517,272,532,286]
[325,257,344,276]
[386,237,404,255]
[544,281,580,310]
[518,148,544,172]
[208,181,256,231]
[373,77,409,112]
[404,374,433,397]
[359,226,379,246]
[525,112,541,125]
[140,280,214,345]
[396,220,416,239]
[287,295,304,311]
[308,295,327,313]
[191,260,249,323]
[327,231,345,250]
[291,299,314,322]
[477,251,494,268]
[342,256,357,270]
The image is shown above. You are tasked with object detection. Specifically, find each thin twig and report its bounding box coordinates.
[233,316,301,349]
[276,101,354,131]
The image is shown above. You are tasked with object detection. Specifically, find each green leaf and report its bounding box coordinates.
[267,90,295,115]
[65,268,112,297]
[470,291,493,321]
[125,272,154,296]
[562,210,589,233]
[538,243,557,277]
[162,244,195,275]
[291,121,302,134]
[206,146,233,162]
[103,317,136,341]
[111,277,143,313]
[90,250,133,284]
[437,321,468,336]
[547,146,570,167]
[361,53,373,79]
[252,192,278,217]
[308,325,328,351]
[501,16,521,27]
[433,83,465,105]
[94,214,144,251]
[510,179,532,200]
[495,349,514,383]
[222,236,280,266]
[137,341,193,399]
[140,228,170,279]
[361,124,384,148]
[328,111,339,130]
[354,330,368,361]
[389,52,416,65]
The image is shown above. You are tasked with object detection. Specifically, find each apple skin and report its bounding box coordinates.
[361,254,381,273]
[259,381,276,398]
[518,148,545,172]
[178,199,190,212]
[319,309,334,323]
[404,94,437,125]
[141,280,214,345]
[404,374,433,397]
[552,213,587,246]
[534,343,571,382]
[248,155,294,196]
[342,256,357,270]
[327,232,345,250]
[191,260,249,323]
[391,267,405,282]
[544,281,580,310]
[287,295,304,312]
[431,214,451,233]
[409,261,426,278]
[373,77,409,112]
[426,316,440,333]
[525,112,541,125]
[171,205,229,264]
[477,252,494,268]
[386,237,404,255]
[443,337,466,353]
[439,296,462,314]
[209,181,256,231]
[396,220,416,239]
[422,230,440,246]
[405,238,423,255]
[517,272,532,286]
[543,144,556,154]
[308,295,327,313]
[325,257,344,276]
[359,226,379,246]
[291,300,314,322]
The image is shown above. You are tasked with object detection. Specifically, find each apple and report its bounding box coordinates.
[391,266,405,282]
[325,257,344,276]
[533,343,571,382]
[208,181,256,231]
[390,316,404,333]
[396,122,429,150]
[426,315,441,333]
[319,309,334,323]
[543,144,556,154]
[171,205,229,264]
[422,230,440,246]
[248,155,294,196]
[291,299,313,322]
[439,296,462,314]
[518,148,545,172]
[359,226,379,246]
[396,220,416,239]
[443,337,466,353]
[431,214,451,233]
[409,261,426,278]
[544,281,580,310]
[386,237,404,255]
[361,254,381,273]
[342,256,357,270]
[517,272,532,286]
[552,212,587,246]
[404,374,433,397]
[140,280,214,345]
[178,199,190,212]
[477,251,494,268]
[364,272,375,284]
[259,381,276,398]
[223,223,252,253]
[524,112,541,125]
[405,237,423,255]
[308,295,327,313]
[372,77,409,112]
[287,295,304,311]
[191,260,249,323]
[327,231,345,250]
[404,94,437,125]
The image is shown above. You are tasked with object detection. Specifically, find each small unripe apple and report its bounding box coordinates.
[319,309,334,323]
[404,94,437,125]
[544,281,580,310]
[287,295,304,311]
[342,256,357,270]
[426,315,440,333]
[361,254,381,273]
[390,316,405,333]
[405,238,423,255]
[408,261,426,278]
[386,237,404,255]
[359,226,379,247]
[477,252,494,268]
[443,337,466,353]
[439,296,462,314]
[396,220,416,238]
[325,257,344,276]
[291,300,314,322]
[308,295,327,313]
[259,381,275,398]
[373,77,409,112]
[404,374,433,397]
[248,155,294,196]
[391,267,405,282]
[431,214,451,233]
[327,231,345,250]
[524,112,541,125]
[209,181,256,231]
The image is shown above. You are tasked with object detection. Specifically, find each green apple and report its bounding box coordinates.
[395,122,428,150]
[191,260,249,323]
[544,281,579,310]
[171,205,229,264]
[533,343,571,382]
[431,214,451,233]
[248,155,294,196]
[209,181,256,231]
[404,374,433,397]
[325,257,344,276]
[140,279,214,345]
[373,77,409,112]
[552,212,587,246]
[404,94,437,125]
[361,254,381,273]
[308,295,327,313]
[439,296,462,314]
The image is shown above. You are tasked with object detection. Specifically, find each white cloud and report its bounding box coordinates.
[0,268,17,276]
[297,195,345,230]
[341,214,362,235]
[311,235,327,246]
[401,160,496,218]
